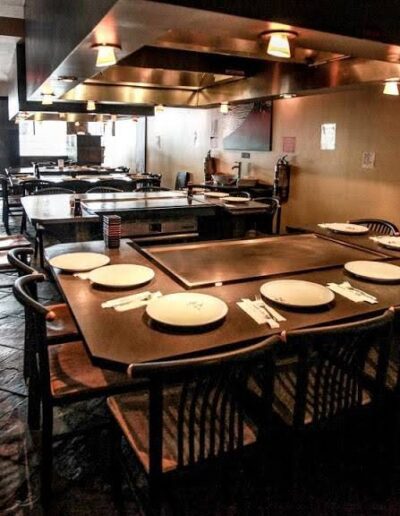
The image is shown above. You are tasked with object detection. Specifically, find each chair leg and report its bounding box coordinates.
[41,400,54,506]
[3,208,10,235]
[20,212,26,234]
[38,230,45,269]
[27,375,41,430]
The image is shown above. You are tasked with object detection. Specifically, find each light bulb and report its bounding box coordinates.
[87,100,96,111]
[220,102,229,114]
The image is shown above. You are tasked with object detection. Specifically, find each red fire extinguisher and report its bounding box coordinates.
[273,155,291,203]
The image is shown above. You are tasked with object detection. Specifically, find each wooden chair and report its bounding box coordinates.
[250,310,394,486]
[107,335,279,514]
[136,186,171,192]
[32,187,74,196]
[8,247,80,380]
[48,180,91,193]
[94,179,134,192]
[86,186,123,194]
[0,174,23,235]
[0,236,31,290]
[19,179,53,232]
[247,196,281,236]
[12,273,139,504]
[175,171,190,190]
[349,218,399,235]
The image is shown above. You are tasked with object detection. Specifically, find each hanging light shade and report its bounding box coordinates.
[155,104,165,113]
[383,81,399,96]
[93,43,121,67]
[87,100,96,111]
[220,102,229,114]
[41,93,54,105]
[259,30,298,59]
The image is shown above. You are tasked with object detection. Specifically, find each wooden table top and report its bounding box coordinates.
[290,223,400,259]
[21,191,193,224]
[10,166,123,176]
[139,233,387,288]
[10,173,132,186]
[46,238,400,370]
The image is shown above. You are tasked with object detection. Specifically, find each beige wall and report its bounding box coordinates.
[147,89,400,228]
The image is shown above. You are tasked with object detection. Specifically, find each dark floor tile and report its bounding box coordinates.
[0,347,26,396]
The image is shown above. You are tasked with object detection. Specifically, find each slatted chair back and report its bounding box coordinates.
[281,310,394,429]
[126,335,279,478]
[19,179,52,196]
[349,218,399,235]
[94,179,134,192]
[86,186,123,194]
[175,171,190,190]
[32,187,74,196]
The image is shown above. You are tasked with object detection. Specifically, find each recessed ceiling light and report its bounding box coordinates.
[58,75,78,83]
[383,81,399,96]
[220,102,230,114]
[259,30,298,59]
[86,100,96,111]
[92,43,121,67]
[281,93,296,99]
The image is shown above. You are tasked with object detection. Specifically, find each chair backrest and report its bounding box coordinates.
[32,187,74,196]
[56,180,92,193]
[19,179,52,195]
[229,191,251,199]
[349,219,399,235]
[94,179,134,192]
[7,247,36,276]
[175,171,190,190]
[253,196,280,234]
[283,309,394,429]
[136,186,171,192]
[86,186,123,194]
[127,335,279,476]
[13,274,53,399]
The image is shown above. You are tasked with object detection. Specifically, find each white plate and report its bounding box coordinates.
[87,264,155,288]
[324,223,369,235]
[49,252,110,272]
[222,196,250,203]
[344,261,400,282]
[146,292,228,327]
[374,236,400,250]
[260,280,335,308]
[203,192,229,198]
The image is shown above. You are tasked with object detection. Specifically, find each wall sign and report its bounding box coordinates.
[282,136,296,153]
[320,123,336,150]
[361,151,376,169]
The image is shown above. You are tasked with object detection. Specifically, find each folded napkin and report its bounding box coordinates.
[101,291,162,312]
[327,282,378,304]
[237,299,280,328]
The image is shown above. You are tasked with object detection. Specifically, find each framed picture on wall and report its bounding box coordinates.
[222,101,272,151]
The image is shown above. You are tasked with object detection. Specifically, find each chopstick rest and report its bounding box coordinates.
[237,299,280,328]
[327,282,378,304]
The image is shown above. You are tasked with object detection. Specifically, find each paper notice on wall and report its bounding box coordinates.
[361,151,376,169]
[282,136,296,153]
[320,123,336,150]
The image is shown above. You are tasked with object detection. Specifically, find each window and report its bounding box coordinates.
[19,121,68,156]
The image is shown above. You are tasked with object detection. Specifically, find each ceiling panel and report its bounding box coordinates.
[0,0,25,19]
[0,0,24,85]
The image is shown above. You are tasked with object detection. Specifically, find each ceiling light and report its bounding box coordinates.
[58,75,78,83]
[281,93,296,99]
[111,115,117,122]
[259,30,298,59]
[92,43,121,67]
[155,104,165,113]
[383,81,399,95]
[220,102,230,114]
[74,121,80,127]
[41,93,55,105]
[59,112,66,119]
[87,100,96,111]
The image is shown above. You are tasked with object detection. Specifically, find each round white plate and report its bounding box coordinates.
[222,196,250,203]
[344,261,400,282]
[325,223,369,235]
[203,192,229,198]
[146,292,228,327]
[87,264,155,288]
[375,236,400,250]
[49,252,110,272]
[260,280,335,308]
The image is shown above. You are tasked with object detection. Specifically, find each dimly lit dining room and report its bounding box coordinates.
[2,1,400,514]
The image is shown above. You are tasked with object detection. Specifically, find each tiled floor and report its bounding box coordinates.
[1,211,400,515]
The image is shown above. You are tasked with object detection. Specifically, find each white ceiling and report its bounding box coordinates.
[0,0,24,90]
